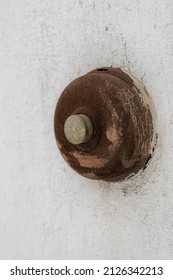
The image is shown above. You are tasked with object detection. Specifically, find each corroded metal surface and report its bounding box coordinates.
[54,67,155,182]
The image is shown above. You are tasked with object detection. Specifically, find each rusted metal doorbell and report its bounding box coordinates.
[54,67,157,182]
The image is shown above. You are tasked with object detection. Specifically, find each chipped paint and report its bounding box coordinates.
[70,151,109,169]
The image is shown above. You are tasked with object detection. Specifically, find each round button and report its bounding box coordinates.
[54,67,156,182]
[64,114,93,145]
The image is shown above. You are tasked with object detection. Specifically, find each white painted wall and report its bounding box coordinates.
[0,0,173,259]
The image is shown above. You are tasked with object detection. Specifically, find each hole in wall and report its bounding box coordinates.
[97,68,108,71]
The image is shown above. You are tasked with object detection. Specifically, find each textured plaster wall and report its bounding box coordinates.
[0,0,173,259]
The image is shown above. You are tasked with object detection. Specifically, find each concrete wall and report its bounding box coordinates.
[0,0,173,259]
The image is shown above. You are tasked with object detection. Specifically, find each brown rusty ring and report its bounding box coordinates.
[54,67,157,182]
